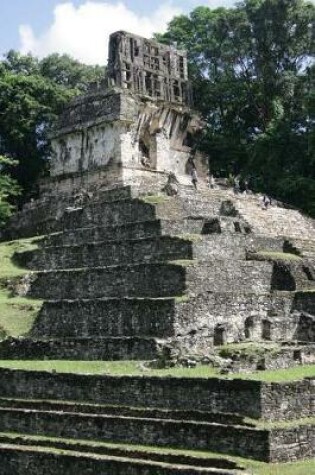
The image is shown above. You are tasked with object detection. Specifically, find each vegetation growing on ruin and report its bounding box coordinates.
[0,360,313,382]
[177,234,203,242]
[168,259,197,266]
[252,251,303,261]
[141,195,169,204]
[218,342,282,358]
[0,237,43,336]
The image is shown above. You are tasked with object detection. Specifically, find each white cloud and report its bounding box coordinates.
[19,1,182,65]
[207,0,237,7]
[188,0,237,7]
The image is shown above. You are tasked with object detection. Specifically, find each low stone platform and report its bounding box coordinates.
[0,368,313,463]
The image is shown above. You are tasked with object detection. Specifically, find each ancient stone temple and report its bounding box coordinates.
[0,31,314,474]
[48,31,205,197]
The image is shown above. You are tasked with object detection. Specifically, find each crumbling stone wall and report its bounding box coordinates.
[107,31,192,105]
[261,378,315,420]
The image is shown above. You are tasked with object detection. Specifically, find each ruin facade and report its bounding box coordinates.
[47,31,206,196]
[107,31,192,105]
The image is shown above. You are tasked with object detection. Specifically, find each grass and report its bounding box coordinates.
[0,360,313,382]
[174,295,190,303]
[0,237,43,337]
[228,364,315,382]
[168,259,196,266]
[247,460,315,475]
[218,342,281,358]
[0,294,42,337]
[0,237,41,279]
[141,195,168,205]
[254,417,315,430]
[0,432,313,474]
[176,233,203,242]
[254,251,302,261]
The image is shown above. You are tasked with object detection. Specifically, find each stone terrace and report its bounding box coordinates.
[1,186,314,361]
[0,186,314,472]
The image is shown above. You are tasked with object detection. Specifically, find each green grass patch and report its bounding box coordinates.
[0,360,313,382]
[0,237,43,337]
[0,294,42,336]
[168,259,196,266]
[141,195,168,205]
[228,364,315,382]
[0,236,41,280]
[174,295,190,303]
[176,233,203,242]
[254,251,302,261]
[243,458,315,475]
[218,342,281,359]
[254,417,315,430]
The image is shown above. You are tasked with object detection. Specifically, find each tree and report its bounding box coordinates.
[40,53,104,90]
[0,51,105,201]
[156,0,315,214]
[0,156,20,225]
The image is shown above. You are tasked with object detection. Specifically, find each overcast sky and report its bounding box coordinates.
[0,0,238,65]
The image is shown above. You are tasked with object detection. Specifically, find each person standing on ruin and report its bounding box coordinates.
[191,166,198,190]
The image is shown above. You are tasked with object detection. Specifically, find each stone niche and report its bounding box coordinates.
[47,31,207,194]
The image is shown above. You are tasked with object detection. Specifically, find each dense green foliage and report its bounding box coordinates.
[156,0,315,215]
[0,155,20,224]
[0,51,103,206]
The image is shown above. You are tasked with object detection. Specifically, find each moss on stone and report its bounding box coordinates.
[252,251,302,262]
[168,259,196,266]
[176,234,203,242]
[141,195,168,204]
[174,295,190,303]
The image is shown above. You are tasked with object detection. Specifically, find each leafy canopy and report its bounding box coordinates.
[0,156,20,225]
[0,51,104,200]
[156,0,315,215]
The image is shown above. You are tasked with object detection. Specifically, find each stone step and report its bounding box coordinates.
[0,336,159,360]
[43,219,199,247]
[0,399,252,426]
[0,406,270,460]
[61,194,226,233]
[31,297,177,338]
[1,368,313,422]
[0,435,247,472]
[29,292,292,342]
[18,236,194,270]
[234,198,315,241]
[19,237,245,271]
[28,261,273,300]
[62,198,157,231]
[44,214,239,248]
[19,234,286,271]
[0,444,244,475]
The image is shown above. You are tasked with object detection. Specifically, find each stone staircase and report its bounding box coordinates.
[233,194,315,240]
[1,185,314,361]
